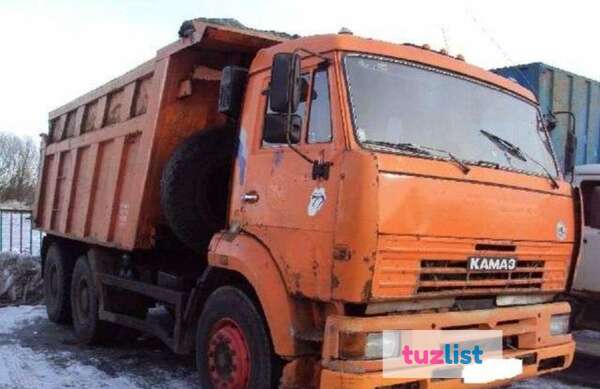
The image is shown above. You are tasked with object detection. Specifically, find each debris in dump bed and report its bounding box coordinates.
[0,252,42,306]
[178,17,300,40]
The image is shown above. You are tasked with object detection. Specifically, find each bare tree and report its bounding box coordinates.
[0,133,40,205]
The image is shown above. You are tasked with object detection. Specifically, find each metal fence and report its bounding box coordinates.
[0,209,43,256]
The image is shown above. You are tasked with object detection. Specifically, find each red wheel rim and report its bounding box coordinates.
[207,318,250,389]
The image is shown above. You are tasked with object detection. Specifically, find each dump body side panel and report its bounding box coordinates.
[33,22,285,251]
[34,60,163,250]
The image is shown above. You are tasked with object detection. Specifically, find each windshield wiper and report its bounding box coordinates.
[363,140,432,156]
[363,140,470,174]
[522,154,559,189]
[480,129,559,189]
[420,145,470,174]
[480,129,527,161]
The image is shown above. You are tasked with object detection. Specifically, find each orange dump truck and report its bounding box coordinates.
[34,18,580,388]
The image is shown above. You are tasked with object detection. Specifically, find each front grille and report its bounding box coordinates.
[417,259,545,295]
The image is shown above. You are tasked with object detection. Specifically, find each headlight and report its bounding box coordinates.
[550,314,570,336]
[339,332,400,360]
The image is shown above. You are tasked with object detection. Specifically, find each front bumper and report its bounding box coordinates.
[319,302,574,389]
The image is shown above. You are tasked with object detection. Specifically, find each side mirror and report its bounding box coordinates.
[544,113,558,132]
[564,127,577,180]
[263,114,301,144]
[218,66,248,118]
[269,53,302,113]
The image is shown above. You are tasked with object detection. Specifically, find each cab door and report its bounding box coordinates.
[235,60,344,300]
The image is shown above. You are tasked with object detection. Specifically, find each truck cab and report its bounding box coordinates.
[211,33,578,387]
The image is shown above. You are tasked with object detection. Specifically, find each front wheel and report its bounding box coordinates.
[196,286,278,389]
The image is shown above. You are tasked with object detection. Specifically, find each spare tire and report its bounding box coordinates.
[160,126,237,253]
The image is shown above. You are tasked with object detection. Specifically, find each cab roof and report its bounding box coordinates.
[253,34,537,103]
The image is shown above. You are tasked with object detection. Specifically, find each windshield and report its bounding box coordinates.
[343,54,558,177]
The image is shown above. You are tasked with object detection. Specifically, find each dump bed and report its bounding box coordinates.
[33,19,286,250]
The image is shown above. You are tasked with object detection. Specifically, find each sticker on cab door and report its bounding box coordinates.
[307,187,326,217]
[556,221,567,241]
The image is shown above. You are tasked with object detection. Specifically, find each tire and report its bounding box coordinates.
[566,295,584,329]
[44,243,75,324]
[196,286,278,389]
[70,255,111,344]
[160,126,236,253]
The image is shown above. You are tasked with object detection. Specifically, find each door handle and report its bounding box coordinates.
[241,191,259,204]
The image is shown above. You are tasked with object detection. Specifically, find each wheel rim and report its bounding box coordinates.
[207,318,250,389]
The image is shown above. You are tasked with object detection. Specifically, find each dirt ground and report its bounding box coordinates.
[0,305,599,389]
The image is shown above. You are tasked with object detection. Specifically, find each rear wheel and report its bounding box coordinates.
[196,286,277,389]
[44,243,75,324]
[70,255,111,344]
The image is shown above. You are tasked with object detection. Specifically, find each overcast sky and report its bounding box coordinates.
[1,0,598,138]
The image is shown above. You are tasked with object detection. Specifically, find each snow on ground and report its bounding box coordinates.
[0,305,45,334]
[0,305,197,389]
[509,377,591,389]
[0,343,138,389]
[0,306,143,389]
[0,305,597,389]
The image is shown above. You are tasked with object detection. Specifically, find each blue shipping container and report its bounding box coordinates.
[493,63,600,170]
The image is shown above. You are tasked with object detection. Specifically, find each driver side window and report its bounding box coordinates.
[262,69,333,147]
[306,69,332,144]
[262,75,309,147]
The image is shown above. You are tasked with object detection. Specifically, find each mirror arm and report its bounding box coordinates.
[285,118,313,164]
[553,111,577,137]
[281,53,310,164]
[285,98,332,180]
[537,106,561,177]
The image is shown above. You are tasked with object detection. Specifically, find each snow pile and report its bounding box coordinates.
[0,252,42,306]
[0,343,193,389]
[0,345,143,389]
[0,201,30,211]
[0,305,46,334]
[0,305,194,389]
